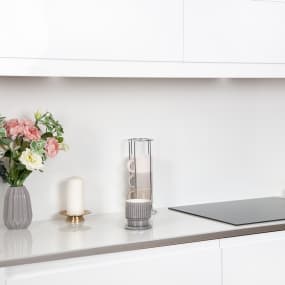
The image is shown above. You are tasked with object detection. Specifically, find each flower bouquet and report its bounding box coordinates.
[0,111,66,229]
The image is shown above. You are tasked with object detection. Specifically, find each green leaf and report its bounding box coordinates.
[37,112,65,138]
[57,137,64,143]
[0,162,8,182]
[41,132,53,139]
[0,115,5,128]
[0,138,12,145]
[0,127,6,138]
[4,150,11,158]
[30,140,46,155]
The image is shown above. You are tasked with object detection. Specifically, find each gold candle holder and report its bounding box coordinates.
[60,210,91,224]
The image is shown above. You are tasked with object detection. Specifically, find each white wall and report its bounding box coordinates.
[1,78,285,222]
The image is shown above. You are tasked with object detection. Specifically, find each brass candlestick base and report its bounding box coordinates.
[60,210,91,224]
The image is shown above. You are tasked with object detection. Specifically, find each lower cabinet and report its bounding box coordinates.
[221,231,285,285]
[3,231,285,285]
[4,241,221,285]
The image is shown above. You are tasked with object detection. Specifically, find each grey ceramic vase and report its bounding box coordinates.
[3,186,33,230]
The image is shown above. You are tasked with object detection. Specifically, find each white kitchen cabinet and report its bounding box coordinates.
[2,0,285,76]
[3,241,221,285]
[220,231,285,285]
[0,0,183,62]
[0,268,4,285]
[48,0,183,62]
[0,1,48,59]
[2,230,285,285]
[184,0,285,63]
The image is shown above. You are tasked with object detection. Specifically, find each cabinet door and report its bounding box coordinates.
[0,0,48,58]
[46,0,183,61]
[0,0,183,62]
[0,268,4,285]
[221,231,285,285]
[184,0,285,63]
[5,241,221,285]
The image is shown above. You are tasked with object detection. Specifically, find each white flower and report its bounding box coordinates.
[19,149,44,171]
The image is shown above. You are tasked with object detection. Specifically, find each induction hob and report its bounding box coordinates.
[169,197,285,226]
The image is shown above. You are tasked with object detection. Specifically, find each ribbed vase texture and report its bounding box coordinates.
[126,201,152,220]
[3,186,33,230]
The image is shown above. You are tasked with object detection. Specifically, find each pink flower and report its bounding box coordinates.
[21,119,34,128]
[5,119,41,141]
[45,138,59,158]
[22,120,41,141]
[5,119,24,139]
[23,125,41,141]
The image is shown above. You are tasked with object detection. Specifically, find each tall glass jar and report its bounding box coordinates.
[125,138,153,230]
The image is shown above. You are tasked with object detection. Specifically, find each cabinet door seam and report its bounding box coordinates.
[219,240,224,285]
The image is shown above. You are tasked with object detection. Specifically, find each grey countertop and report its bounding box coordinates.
[1,208,285,267]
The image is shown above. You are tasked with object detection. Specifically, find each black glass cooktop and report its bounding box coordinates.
[169,197,285,226]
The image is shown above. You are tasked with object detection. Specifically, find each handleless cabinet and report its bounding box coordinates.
[184,0,285,63]
[1,0,285,76]
[0,1,48,59]
[3,241,221,285]
[220,231,285,285]
[0,0,183,62]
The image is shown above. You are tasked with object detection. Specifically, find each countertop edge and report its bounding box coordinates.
[2,222,285,268]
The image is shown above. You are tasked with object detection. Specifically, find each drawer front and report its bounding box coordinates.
[5,241,221,285]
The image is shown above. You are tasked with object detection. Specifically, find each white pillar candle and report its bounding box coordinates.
[66,177,84,216]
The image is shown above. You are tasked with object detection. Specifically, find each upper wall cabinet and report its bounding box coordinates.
[184,0,285,63]
[0,1,48,59]
[1,0,285,77]
[0,0,183,62]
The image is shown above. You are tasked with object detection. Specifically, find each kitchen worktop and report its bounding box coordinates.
[1,208,285,267]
